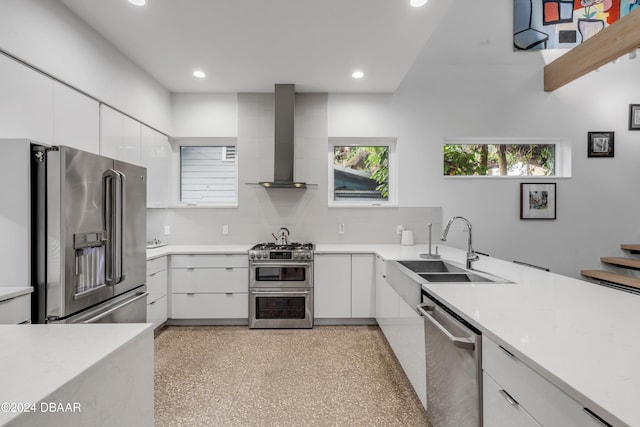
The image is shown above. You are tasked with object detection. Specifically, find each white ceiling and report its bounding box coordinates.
[58,0,453,93]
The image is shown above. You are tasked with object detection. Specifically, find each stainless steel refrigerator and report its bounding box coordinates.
[31,144,148,323]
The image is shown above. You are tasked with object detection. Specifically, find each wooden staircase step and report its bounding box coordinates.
[580,270,640,290]
[621,244,640,254]
[601,257,640,270]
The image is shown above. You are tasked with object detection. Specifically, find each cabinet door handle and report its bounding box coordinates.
[225,292,233,296]
[498,389,519,406]
[187,267,195,271]
[148,272,157,277]
[225,267,233,270]
[582,408,612,427]
[498,345,516,358]
[186,293,195,296]
[149,300,156,305]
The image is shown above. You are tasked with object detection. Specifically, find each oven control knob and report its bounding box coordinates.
[293,253,299,259]
[262,251,268,259]
[250,252,255,259]
[256,253,262,259]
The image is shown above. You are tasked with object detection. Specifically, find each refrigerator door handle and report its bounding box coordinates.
[103,169,125,285]
[115,169,126,284]
[81,292,148,323]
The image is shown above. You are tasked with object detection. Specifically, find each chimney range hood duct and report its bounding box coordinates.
[258,84,307,189]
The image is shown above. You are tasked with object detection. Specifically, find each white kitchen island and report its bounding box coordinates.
[0,323,154,427]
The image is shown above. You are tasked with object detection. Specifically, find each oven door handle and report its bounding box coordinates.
[251,290,311,296]
[250,262,312,268]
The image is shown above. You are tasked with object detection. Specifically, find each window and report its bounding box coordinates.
[443,137,570,177]
[328,138,397,206]
[180,145,237,205]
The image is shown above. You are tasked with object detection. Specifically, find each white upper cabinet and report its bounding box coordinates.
[100,104,141,165]
[0,54,53,143]
[140,125,170,208]
[53,82,99,154]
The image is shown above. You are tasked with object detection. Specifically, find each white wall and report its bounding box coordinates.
[389,1,640,277]
[328,94,395,137]
[148,93,441,245]
[172,94,238,137]
[0,0,171,133]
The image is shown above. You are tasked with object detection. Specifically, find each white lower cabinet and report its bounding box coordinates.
[483,372,541,427]
[482,336,608,427]
[314,254,351,318]
[170,254,248,319]
[147,295,168,329]
[375,255,426,409]
[146,256,168,329]
[172,293,247,319]
[351,254,375,318]
[314,253,376,319]
[0,293,31,324]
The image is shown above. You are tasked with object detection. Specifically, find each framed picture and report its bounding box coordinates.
[629,104,640,130]
[520,183,556,220]
[587,131,614,158]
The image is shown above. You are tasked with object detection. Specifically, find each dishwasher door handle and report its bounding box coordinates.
[417,303,475,351]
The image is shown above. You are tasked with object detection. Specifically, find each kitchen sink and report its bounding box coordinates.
[390,259,512,285]
[418,272,495,283]
[397,260,466,273]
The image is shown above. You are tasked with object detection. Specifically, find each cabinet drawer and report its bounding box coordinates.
[171,293,248,319]
[483,372,541,427]
[171,268,248,293]
[147,295,167,329]
[483,336,607,427]
[147,256,167,276]
[0,294,31,324]
[171,254,248,269]
[147,268,167,301]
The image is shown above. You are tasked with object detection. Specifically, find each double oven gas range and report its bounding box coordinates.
[248,242,314,329]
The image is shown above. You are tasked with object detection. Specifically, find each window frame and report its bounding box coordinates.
[328,137,398,207]
[442,137,571,179]
[172,137,239,208]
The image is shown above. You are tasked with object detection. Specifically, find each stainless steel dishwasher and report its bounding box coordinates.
[418,291,482,427]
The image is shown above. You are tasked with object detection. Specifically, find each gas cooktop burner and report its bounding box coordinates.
[249,242,314,261]
[251,242,314,251]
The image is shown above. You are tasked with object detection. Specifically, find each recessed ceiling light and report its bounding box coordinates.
[193,70,207,78]
[410,0,429,7]
[128,0,147,6]
[352,71,364,79]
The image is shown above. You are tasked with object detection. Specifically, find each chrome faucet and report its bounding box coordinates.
[440,216,479,269]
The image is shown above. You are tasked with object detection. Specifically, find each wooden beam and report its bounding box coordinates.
[544,8,640,92]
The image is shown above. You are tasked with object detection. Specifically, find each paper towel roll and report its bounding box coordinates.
[401,229,414,246]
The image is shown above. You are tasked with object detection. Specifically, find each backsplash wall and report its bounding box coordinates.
[148,93,442,245]
[147,206,441,245]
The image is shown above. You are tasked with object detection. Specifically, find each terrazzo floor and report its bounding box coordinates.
[154,325,430,427]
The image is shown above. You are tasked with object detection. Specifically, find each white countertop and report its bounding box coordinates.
[407,246,639,427]
[147,244,252,260]
[0,323,153,426]
[0,287,32,302]
[147,243,639,425]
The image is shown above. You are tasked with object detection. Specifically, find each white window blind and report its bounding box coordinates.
[180,146,237,204]
[222,146,236,161]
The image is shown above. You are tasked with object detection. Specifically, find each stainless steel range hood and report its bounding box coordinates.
[258,84,307,189]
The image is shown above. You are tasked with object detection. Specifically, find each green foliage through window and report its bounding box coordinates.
[443,144,555,176]
[333,146,389,200]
